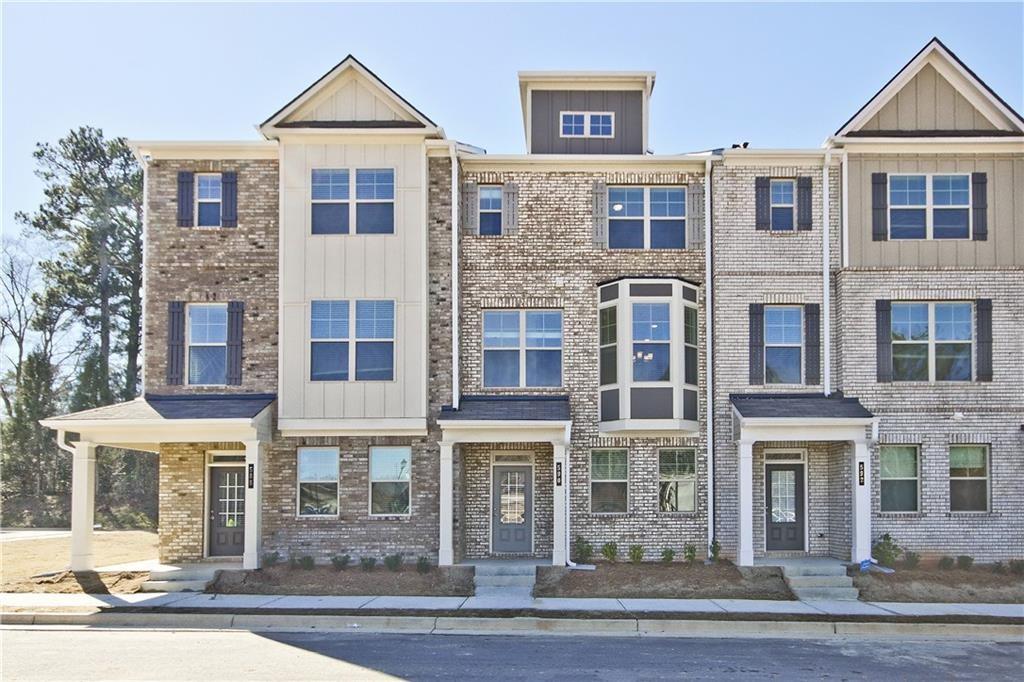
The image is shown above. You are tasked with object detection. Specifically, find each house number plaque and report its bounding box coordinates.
[248,463,255,489]
[858,461,865,486]
[556,462,563,487]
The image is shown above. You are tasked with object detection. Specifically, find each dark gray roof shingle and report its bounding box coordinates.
[730,392,873,419]
[144,393,276,420]
[440,395,570,422]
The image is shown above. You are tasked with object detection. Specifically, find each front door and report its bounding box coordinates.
[492,465,532,554]
[208,466,245,556]
[765,463,804,551]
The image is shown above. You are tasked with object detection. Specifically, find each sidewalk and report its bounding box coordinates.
[2,591,1021,619]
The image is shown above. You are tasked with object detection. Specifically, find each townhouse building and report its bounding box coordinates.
[43,38,1023,576]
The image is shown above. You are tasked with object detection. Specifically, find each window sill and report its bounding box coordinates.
[295,515,340,521]
[656,511,699,517]
[876,512,924,519]
[945,511,999,518]
[590,512,630,518]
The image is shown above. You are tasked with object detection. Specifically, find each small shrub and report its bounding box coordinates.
[288,554,299,569]
[297,555,315,570]
[902,550,920,569]
[628,545,644,564]
[956,555,974,571]
[601,542,619,563]
[573,536,594,563]
[416,556,432,574]
[991,561,1006,575]
[683,543,697,564]
[661,548,676,564]
[384,554,403,571]
[709,538,721,562]
[261,551,281,568]
[1009,559,1024,576]
[938,556,955,570]
[330,554,351,571]
[872,533,902,568]
[360,557,377,572]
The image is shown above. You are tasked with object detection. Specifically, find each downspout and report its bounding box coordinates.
[450,146,460,410]
[55,430,75,455]
[822,150,832,396]
[704,157,715,556]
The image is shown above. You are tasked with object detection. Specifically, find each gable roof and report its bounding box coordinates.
[260,54,441,136]
[836,37,1024,137]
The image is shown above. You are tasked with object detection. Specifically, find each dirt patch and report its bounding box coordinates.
[1,530,157,591]
[853,567,1024,603]
[534,561,794,600]
[3,570,149,594]
[209,564,475,596]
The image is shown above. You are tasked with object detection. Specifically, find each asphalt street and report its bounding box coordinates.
[2,627,1021,680]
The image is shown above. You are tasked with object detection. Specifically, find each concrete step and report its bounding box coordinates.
[786,574,854,588]
[139,579,210,593]
[473,585,533,599]
[791,586,861,601]
[780,564,848,577]
[149,564,236,582]
[474,574,535,588]
[472,564,538,577]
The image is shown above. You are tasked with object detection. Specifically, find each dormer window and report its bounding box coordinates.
[560,111,614,139]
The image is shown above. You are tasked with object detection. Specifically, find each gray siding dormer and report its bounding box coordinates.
[530,90,644,154]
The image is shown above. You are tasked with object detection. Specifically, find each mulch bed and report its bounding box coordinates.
[853,567,1024,603]
[534,561,794,600]
[209,564,474,596]
[4,571,149,594]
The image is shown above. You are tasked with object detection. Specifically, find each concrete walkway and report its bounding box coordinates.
[2,591,1021,618]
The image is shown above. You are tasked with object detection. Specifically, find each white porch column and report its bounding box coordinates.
[851,439,872,563]
[242,440,262,569]
[551,442,568,566]
[70,441,97,571]
[438,442,454,566]
[737,440,754,567]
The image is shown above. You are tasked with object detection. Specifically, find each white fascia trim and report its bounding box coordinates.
[278,418,428,437]
[829,138,1024,153]
[130,141,278,161]
[438,420,572,446]
[459,154,709,172]
[38,418,260,451]
[598,419,701,437]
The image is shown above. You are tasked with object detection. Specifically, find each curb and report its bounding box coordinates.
[3,611,1022,640]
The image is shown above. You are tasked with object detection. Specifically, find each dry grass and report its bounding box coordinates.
[210,564,475,596]
[535,561,794,600]
[853,568,1024,603]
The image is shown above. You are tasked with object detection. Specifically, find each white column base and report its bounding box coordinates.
[851,440,872,563]
[70,441,97,572]
[551,443,568,566]
[737,440,754,567]
[438,442,454,566]
[242,440,262,570]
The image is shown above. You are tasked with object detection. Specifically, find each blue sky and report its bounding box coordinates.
[3,2,1022,238]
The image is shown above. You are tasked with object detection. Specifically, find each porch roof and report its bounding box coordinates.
[440,395,570,422]
[730,392,873,420]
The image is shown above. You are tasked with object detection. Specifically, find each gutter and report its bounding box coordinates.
[703,157,716,557]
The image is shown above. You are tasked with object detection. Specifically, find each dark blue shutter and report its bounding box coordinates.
[804,303,821,385]
[797,176,812,230]
[221,171,238,228]
[971,172,987,241]
[754,178,770,230]
[166,301,185,384]
[876,300,892,382]
[975,299,992,382]
[749,303,764,384]
[871,173,888,241]
[177,171,194,227]
[226,301,244,385]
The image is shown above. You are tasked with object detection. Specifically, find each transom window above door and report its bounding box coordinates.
[608,186,686,249]
[560,111,614,138]
[482,310,563,388]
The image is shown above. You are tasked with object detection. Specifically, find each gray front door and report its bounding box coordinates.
[208,466,245,556]
[492,465,532,554]
[765,463,804,551]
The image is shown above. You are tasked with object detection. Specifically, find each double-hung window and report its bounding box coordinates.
[880,445,919,512]
[369,446,411,516]
[590,449,628,513]
[599,306,617,386]
[187,303,227,385]
[478,186,503,236]
[659,448,696,512]
[310,300,394,381]
[769,180,795,231]
[356,169,395,234]
[764,306,803,384]
[355,300,395,380]
[949,445,988,512]
[482,310,562,387]
[310,301,349,381]
[297,447,339,517]
[560,111,613,138]
[632,302,670,382]
[196,174,222,227]
[608,186,686,249]
[311,169,350,234]
[889,174,971,239]
[891,302,972,382]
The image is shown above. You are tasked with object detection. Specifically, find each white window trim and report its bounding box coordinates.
[296,446,340,519]
[368,445,413,518]
[309,299,396,383]
[589,448,629,515]
[631,300,672,386]
[310,168,350,234]
[764,304,804,386]
[482,309,564,389]
[879,445,921,513]
[949,444,990,514]
[607,186,688,250]
[478,185,503,236]
[309,167,396,236]
[769,179,795,231]
[658,447,697,514]
[891,301,974,383]
[559,111,615,139]
[888,173,973,240]
[194,173,222,229]
[599,306,617,388]
[186,302,228,386]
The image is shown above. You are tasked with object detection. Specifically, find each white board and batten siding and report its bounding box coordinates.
[279,141,427,422]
